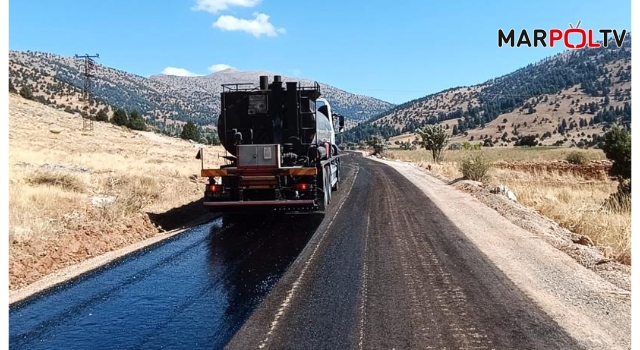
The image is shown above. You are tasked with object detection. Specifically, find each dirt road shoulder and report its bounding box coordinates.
[371,157,630,350]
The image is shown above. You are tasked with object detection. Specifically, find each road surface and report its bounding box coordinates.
[227,153,583,349]
[10,214,323,349]
[11,153,624,349]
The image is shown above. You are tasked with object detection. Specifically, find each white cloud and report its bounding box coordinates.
[192,0,261,13]
[161,67,202,76]
[213,12,285,37]
[208,63,236,72]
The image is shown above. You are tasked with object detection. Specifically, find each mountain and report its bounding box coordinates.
[343,38,631,147]
[8,50,394,130]
[149,70,394,123]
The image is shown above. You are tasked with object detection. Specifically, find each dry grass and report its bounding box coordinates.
[9,178,88,243]
[389,147,631,264]
[492,168,631,264]
[9,94,227,289]
[389,146,605,164]
[27,171,87,193]
[9,94,225,244]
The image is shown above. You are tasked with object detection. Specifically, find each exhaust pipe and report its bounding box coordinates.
[259,75,269,90]
[272,75,283,90]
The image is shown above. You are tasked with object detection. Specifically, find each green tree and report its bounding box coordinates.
[112,108,129,127]
[602,124,631,180]
[181,121,200,141]
[19,85,33,100]
[95,109,109,122]
[128,110,147,131]
[515,135,538,147]
[365,135,387,155]
[9,79,17,93]
[416,124,448,163]
[205,133,221,145]
[601,124,631,208]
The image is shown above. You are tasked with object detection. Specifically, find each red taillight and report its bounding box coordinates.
[295,183,310,191]
[210,184,222,192]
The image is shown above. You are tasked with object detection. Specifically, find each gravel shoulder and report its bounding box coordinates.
[371,157,630,350]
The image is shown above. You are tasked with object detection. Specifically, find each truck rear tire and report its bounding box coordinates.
[318,172,329,212]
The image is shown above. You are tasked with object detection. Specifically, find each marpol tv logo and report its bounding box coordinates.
[498,21,628,49]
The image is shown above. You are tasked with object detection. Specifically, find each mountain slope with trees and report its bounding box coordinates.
[8,50,394,132]
[343,37,631,148]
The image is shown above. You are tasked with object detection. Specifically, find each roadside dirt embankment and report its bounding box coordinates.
[9,94,224,292]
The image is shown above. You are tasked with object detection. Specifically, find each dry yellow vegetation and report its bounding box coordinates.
[9,94,225,290]
[387,147,630,264]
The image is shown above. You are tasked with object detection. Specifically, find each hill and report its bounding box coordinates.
[148,70,394,123]
[8,50,394,133]
[344,38,631,148]
[8,92,226,290]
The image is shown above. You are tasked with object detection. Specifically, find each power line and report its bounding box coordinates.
[75,53,100,131]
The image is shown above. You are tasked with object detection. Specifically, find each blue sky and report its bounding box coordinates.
[8,0,632,104]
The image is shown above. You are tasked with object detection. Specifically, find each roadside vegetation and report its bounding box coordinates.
[385,138,631,265]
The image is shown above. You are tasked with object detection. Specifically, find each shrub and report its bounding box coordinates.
[95,109,109,122]
[515,135,538,147]
[28,171,86,193]
[448,143,462,150]
[128,110,147,131]
[366,135,387,155]
[604,179,631,213]
[460,152,492,181]
[601,124,631,209]
[19,85,33,100]
[112,108,129,127]
[565,151,588,165]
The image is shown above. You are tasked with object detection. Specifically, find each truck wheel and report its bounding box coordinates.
[318,173,329,211]
[321,185,329,211]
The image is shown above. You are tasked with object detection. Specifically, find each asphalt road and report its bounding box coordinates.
[10,153,583,350]
[9,214,323,350]
[226,153,582,350]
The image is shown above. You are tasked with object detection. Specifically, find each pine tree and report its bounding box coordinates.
[9,79,17,93]
[19,85,33,100]
[128,110,147,131]
[181,121,200,141]
[111,108,129,126]
[95,109,109,122]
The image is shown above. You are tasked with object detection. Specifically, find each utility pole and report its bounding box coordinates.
[75,53,100,131]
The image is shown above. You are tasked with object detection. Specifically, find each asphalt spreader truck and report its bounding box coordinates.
[200,75,344,213]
